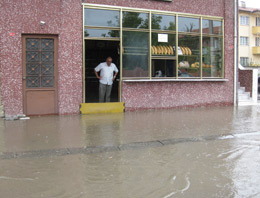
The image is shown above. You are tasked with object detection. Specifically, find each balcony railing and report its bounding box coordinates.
[252,46,260,54]
[248,63,260,67]
[252,26,260,34]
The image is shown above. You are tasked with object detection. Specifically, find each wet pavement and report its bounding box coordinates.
[0,106,260,197]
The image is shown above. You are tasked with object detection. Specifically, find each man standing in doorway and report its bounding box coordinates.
[94,57,118,103]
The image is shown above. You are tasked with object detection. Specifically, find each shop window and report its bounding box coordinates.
[84,8,120,27]
[152,14,176,31]
[240,37,249,46]
[151,33,176,77]
[202,37,222,77]
[152,60,176,77]
[178,17,200,33]
[151,33,176,56]
[84,5,224,80]
[203,20,222,35]
[122,12,149,29]
[84,29,119,38]
[178,35,200,78]
[122,31,149,77]
[240,57,249,67]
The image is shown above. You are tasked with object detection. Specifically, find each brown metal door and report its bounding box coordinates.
[22,35,58,115]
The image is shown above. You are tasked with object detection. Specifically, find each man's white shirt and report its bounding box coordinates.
[95,62,118,85]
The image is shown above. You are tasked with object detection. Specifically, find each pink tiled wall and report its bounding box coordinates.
[0,0,235,115]
[83,0,225,17]
[122,81,233,111]
[0,0,83,116]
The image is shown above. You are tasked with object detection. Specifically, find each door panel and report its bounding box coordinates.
[26,91,56,115]
[22,35,58,115]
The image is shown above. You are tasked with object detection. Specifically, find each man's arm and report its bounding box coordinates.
[113,72,118,81]
[113,65,119,81]
[94,69,102,80]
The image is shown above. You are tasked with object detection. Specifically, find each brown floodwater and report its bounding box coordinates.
[0,106,260,197]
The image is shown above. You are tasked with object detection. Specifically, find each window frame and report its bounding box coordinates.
[83,4,225,81]
[240,57,249,67]
[256,37,260,47]
[240,15,249,26]
[256,17,260,27]
[240,36,249,46]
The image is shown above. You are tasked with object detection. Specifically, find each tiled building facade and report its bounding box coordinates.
[0,0,236,116]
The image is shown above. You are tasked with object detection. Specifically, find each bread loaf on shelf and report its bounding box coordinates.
[151,45,176,56]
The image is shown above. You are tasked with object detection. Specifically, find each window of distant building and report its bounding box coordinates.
[240,57,249,67]
[256,17,260,26]
[240,16,249,25]
[241,1,246,8]
[256,37,260,47]
[240,37,249,45]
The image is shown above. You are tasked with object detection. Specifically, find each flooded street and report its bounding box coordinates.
[0,106,260,198]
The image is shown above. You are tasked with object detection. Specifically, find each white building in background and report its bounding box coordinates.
[239,3,260,67]
[238,1,260,104]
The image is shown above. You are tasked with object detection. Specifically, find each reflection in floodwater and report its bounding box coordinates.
[0,106,260,197]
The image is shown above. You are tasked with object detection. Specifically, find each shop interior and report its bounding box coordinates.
[85,40,120,103]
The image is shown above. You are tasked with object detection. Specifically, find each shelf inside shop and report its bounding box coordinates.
[179,67,214,70]
[178,55,198,57]
[152,56,176,60]
[179,67,199,70]
[123,53,147,55]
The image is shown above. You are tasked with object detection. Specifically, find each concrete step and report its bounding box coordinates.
[238,88,246,94]
[80,102,125,114]
[238,92,251,100]
[238,99,257,105]
[238,95,253,102]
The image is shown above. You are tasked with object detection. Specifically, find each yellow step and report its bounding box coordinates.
[80,102,125,114]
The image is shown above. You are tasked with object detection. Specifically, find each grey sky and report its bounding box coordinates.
[240,0,260,8]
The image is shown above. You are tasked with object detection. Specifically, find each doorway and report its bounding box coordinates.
[85,40,120,103]
[22,35,58,115]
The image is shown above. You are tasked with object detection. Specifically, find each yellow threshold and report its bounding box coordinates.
[80,102,125,114]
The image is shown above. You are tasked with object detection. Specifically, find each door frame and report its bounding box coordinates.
[22,34,59,115]
[83,38,121,103]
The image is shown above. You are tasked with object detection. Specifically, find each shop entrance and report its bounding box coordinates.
[85,40,120,103]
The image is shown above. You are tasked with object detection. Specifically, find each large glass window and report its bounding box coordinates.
[122,31,149,77]
[123,12,149,29]
[178,17,200,33]
[84,6,224,79]
[152,14,176,30]
[152,33,176,77]
[84,29,119,38]
[178,35,200,78]
[84,8,120,27]
[152,60,176,77]
[152,33,176,56]
[202,37,222,77]
[203,20,222,35]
